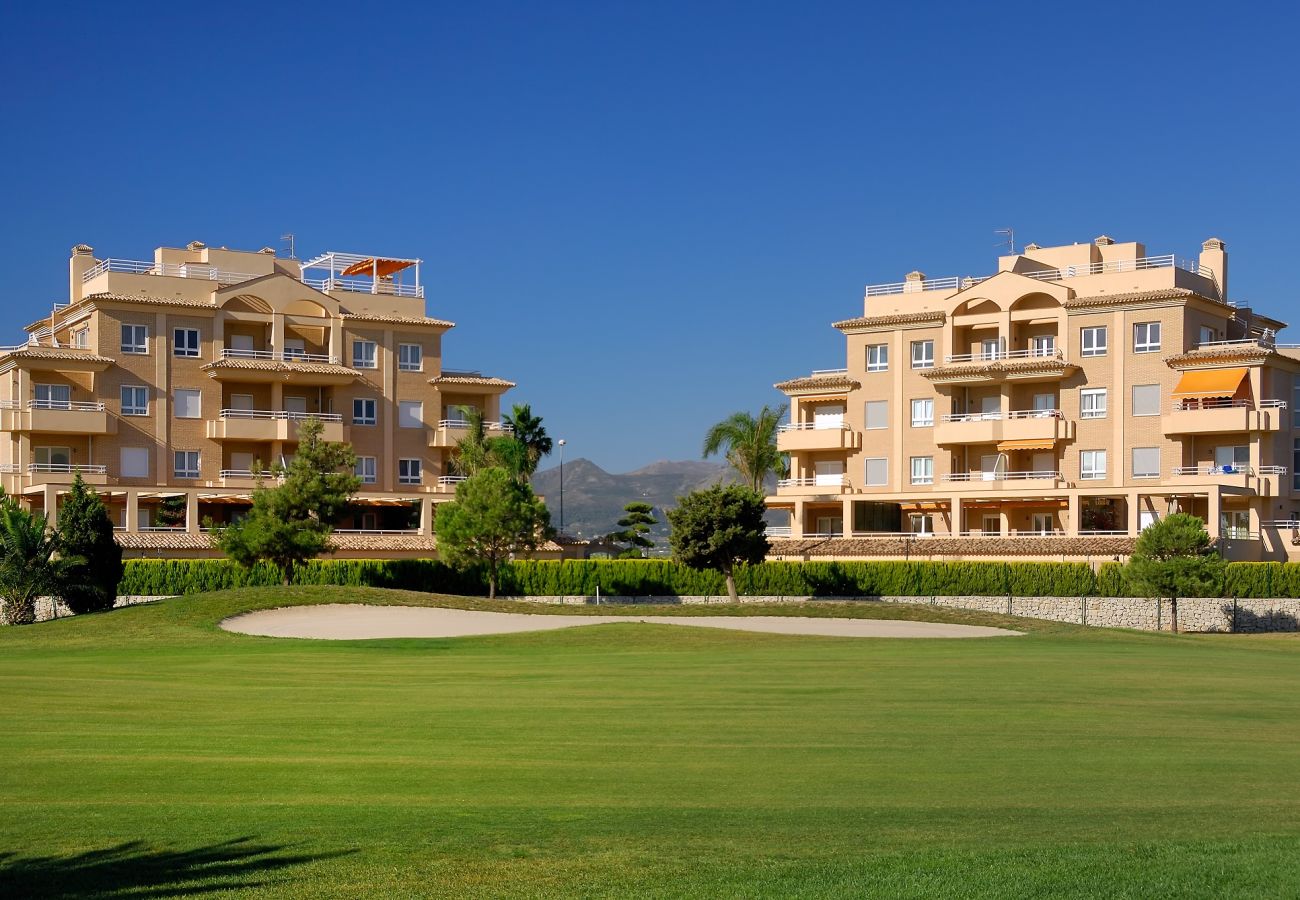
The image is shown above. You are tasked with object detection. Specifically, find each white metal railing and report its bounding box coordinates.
[219,469,284,480]
[137,525,186,532]
[333,529,421,535]
[864,254,1211,297]
[437,475,469,486]
[1194,338,1275,350]
[81,258,260,286]
[1266,520,1300,529]
[1079,529,1132,536]
[1222,530,1259,541]
[810,368,849,376]
[779,420,849,431]
[218,408,344,423]
[301,276,423,299]
[436,419,513,432]
[1007,408,1063,419]
[776,475,851,488]
[1171,399,1287,411]
[942,470,1060,482]
[1172,465,1256,476]
[941,412,1001,423]
[0,338,92,354]
[27,463,107,475]
[1259,465,1289,476]
[764,526,793,537]
[943,348,1063,364]
[28,400,105,412]
[218,348,338,364]
[0,464,21,473]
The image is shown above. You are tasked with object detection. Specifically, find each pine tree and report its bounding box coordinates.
[57,473,124,614]
[667,485,769,602]
[606,502,657,558]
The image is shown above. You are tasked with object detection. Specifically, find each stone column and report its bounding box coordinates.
[792,500,805,538]
[1066,493,1081,537]
[125,489,139,532]
[186,492,200,534]
[950,495,963,536]
[1207,488,1222,538]
[43,484,58,529]
[420,497,435,536]
[1127,491,1141,536]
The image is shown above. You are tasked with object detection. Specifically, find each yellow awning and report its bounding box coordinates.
[1171,367,1249,400]
[996,438,1057,451]
[340,258,416,278]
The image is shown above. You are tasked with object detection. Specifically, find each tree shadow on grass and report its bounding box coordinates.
[0,837,353,898]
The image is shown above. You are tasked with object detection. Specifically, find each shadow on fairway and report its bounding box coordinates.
[0,836,352,898]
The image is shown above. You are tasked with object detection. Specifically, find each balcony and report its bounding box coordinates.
[942,470,1066,490]
[1162,399,1286,435]
[0,400,115,435]
[1168,464,1288,489]
[923,349,1077,386]
[864,254,1213,297]
[207,409,345,442]
[776,422,862,452]
[428,419,513,448]
[23,463,109,487]
[775,475,852,496]
[933,409,1074,446]
[201,348,358,385]
[436,475,468,491]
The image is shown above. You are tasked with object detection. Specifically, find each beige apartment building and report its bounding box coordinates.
[768,236,1300,562]
[0,241,515,558]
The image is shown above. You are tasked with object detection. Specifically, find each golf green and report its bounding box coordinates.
[2,586,1299,898]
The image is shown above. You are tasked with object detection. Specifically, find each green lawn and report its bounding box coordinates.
[3,587,1300,898]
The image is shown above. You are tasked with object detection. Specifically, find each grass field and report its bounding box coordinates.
[3,587,1300,898]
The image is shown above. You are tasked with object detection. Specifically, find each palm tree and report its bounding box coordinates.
[702,405,789,493]
[450,406,491,477]
[0,501,83,625]
[504,404,553,477]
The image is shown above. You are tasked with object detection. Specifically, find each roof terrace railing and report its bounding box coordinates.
[81,258,261,286]
[865,254,1214,297]
[302,276,424,299]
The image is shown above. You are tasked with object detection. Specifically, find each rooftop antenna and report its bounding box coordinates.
[994,227,1016,256]
[280,232,296,259]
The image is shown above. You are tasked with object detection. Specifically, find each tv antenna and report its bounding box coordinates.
[994,227,1016,255]
[280,232,296,259]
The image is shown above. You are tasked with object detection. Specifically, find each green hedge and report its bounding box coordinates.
[119,558,1300,600]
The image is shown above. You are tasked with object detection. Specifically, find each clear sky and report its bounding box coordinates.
[2,2,1297,472]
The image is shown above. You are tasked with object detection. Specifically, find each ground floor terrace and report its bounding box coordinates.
[766,485,1300,562]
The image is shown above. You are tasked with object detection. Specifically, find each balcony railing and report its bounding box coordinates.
[27,463,107,474]
[82,258,260,285]
[218,408,344,422]
[764,526,793,537]
[776,475,850,488]
[1173,465,1257,476]
[1172,399,1287,411]
[219,469,285,480]
[218,348,338,364]
[301,276,423,299]
[864,254,1212,297]
[778,420,849,431]
[437,475,469,486]
[940,409,1062,423]
[436,419,513,432]
[943,348,1063,364]
[333,529,422,535]
[943,470,1061,482]
[26,400,106,411]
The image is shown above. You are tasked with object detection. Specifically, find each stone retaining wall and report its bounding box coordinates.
[5,595,172,624]
[503,594,1300,633]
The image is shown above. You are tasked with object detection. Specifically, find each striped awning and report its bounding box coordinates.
[996,438,1056,451]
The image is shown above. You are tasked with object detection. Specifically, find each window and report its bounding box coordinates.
[865,400,888,430]
[909,513,934,535]
[1199,325,1218,346]
[34,384,71,409]
[34,447,71,469]
[120,324,148,354]
[910,456,933,485]
[1030,513,1055,535]
[282,338,306,360]
[121,385,149,416]
[355,456,377,484]
[398,343,423,372]
[174,451,200,479]
[911,340,934,369]
[1134,321,1161,353]
[1221,510,1250,540]
[1080,450,1107,480]
[71,327,89,349]
[910,398,933,427]
[1214,445,1249,472]
[1132,447,1160,479]
[398,458,422,485]
[352,398,377,426]
[173,328,200,357]
[398,401,423,428]
[1131,384,1160,417]
[1080,326,1107,357]
[120,447,149,478]
[1029,335,1055,356]
[981,338,1001,360]
[174,389,202,419]
[1294,438,1300,490]
[866,344,888,372]
[352,340,377,369]
[864,458,888,486]
[1080,388,1107,419]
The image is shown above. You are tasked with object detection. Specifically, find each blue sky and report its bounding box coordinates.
[2,2,1297,472]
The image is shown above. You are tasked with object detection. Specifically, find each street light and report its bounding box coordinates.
[557,439,567,533]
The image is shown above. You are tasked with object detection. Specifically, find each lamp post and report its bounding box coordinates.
[557,439,567,533]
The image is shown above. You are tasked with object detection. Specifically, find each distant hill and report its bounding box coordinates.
[531,458,743,544]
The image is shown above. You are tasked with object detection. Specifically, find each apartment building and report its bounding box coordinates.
[1,241,515,558]
[768,236,1300,562]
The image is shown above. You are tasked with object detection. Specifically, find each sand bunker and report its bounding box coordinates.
[221,604,1022,640]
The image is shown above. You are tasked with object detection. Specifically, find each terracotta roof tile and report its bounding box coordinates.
[0,346,115,364]
[201,358,361,377]
[1164,346,1272,368]
[85,292,216,309]
[429,374,516,388]
[1064,287,1228,310]
[833,311,946,331]
[774,374,860,393]
[341,312,455,328]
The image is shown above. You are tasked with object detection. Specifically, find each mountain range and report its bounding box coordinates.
[530,458,743,543]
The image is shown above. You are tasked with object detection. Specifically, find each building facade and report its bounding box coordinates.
[2,241,515,557]
[767,236,1300,562]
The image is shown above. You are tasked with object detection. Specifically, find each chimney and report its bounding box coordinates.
[903,270,926,293]
[68,244,96,304]
[1094,235,1114,246]
[1199,237,1228,300]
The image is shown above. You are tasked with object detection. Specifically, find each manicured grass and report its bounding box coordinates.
[3,586,1300,897]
